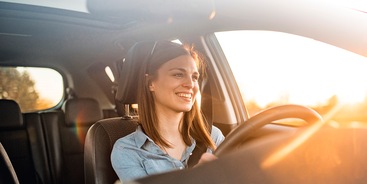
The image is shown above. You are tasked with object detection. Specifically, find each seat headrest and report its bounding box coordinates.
[62,98,103,126]
[115,41,189,104]
[0,99,23,128]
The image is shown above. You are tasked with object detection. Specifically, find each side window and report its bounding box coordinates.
[0,66,63,112]
[216,30,367,126]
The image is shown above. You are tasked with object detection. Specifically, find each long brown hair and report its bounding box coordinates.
[135,41,216,150]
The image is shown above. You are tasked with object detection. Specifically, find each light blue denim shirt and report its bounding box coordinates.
[111,125,225,182]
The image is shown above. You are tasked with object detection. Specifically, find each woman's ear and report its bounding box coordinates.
[148,82,155,91]
[145,74,155,91]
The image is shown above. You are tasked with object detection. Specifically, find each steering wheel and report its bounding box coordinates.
[214,104,323,156]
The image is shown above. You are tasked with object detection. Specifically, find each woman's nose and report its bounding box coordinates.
[182,76,195,88]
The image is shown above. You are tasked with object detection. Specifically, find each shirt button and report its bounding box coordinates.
[179,167,184,170]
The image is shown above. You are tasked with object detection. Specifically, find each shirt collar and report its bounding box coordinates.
[133,125,197,159]
[134,126,167,155]
[134,125,151,148]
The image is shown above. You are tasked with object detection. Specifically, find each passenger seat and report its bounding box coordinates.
[42,97,103,184]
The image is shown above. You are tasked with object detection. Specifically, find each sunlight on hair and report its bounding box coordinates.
[197,91,202,109]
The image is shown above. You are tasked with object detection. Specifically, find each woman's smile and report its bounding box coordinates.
[176,92,193,102]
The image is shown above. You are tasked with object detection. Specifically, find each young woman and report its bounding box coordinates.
[111,40,224,182]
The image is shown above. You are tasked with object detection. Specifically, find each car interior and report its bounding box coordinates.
[1,0,367,183]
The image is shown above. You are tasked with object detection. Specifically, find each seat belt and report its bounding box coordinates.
[187,142,206,168]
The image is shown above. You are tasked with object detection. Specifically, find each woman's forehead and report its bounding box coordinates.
[160,55,198,72]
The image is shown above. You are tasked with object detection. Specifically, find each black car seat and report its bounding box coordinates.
[0,99,51,184]
[0,142,19,184]
[84,116,138,184]
[62,96,103,184]
[41,91,103,184]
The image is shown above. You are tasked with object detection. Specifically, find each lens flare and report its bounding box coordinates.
[261,104,342,168]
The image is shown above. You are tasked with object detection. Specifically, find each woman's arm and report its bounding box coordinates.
[211,126,225,147]
[196,126,225,166]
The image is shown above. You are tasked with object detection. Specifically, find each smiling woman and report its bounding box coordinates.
[110,40,225,182]
[216,30,367,123]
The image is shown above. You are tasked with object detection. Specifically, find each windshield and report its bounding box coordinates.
[216,30,367,127]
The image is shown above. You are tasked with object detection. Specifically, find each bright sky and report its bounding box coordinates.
[216,31,367,107]
[22,68,64,104]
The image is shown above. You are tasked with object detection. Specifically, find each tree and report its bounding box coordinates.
[0,67,39,112]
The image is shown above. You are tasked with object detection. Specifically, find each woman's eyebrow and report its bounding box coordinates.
[168,67,185,72]
[169,67,199,74]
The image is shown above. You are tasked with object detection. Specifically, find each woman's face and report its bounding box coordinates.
[149,54,199,114]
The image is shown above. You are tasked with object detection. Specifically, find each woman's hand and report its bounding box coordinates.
[196,152,218,166]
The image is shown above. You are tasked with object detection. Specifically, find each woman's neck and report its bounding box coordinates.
[156,109,187,160]
[157,111,183,137]
[156,106,183,131]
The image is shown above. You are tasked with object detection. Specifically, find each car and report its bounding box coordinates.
[1,0,367,183]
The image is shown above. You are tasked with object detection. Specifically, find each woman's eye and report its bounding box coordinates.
[174,73,184,77]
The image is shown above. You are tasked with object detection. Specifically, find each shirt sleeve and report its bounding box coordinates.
[211,125,225,147]
[111,139,147,182]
